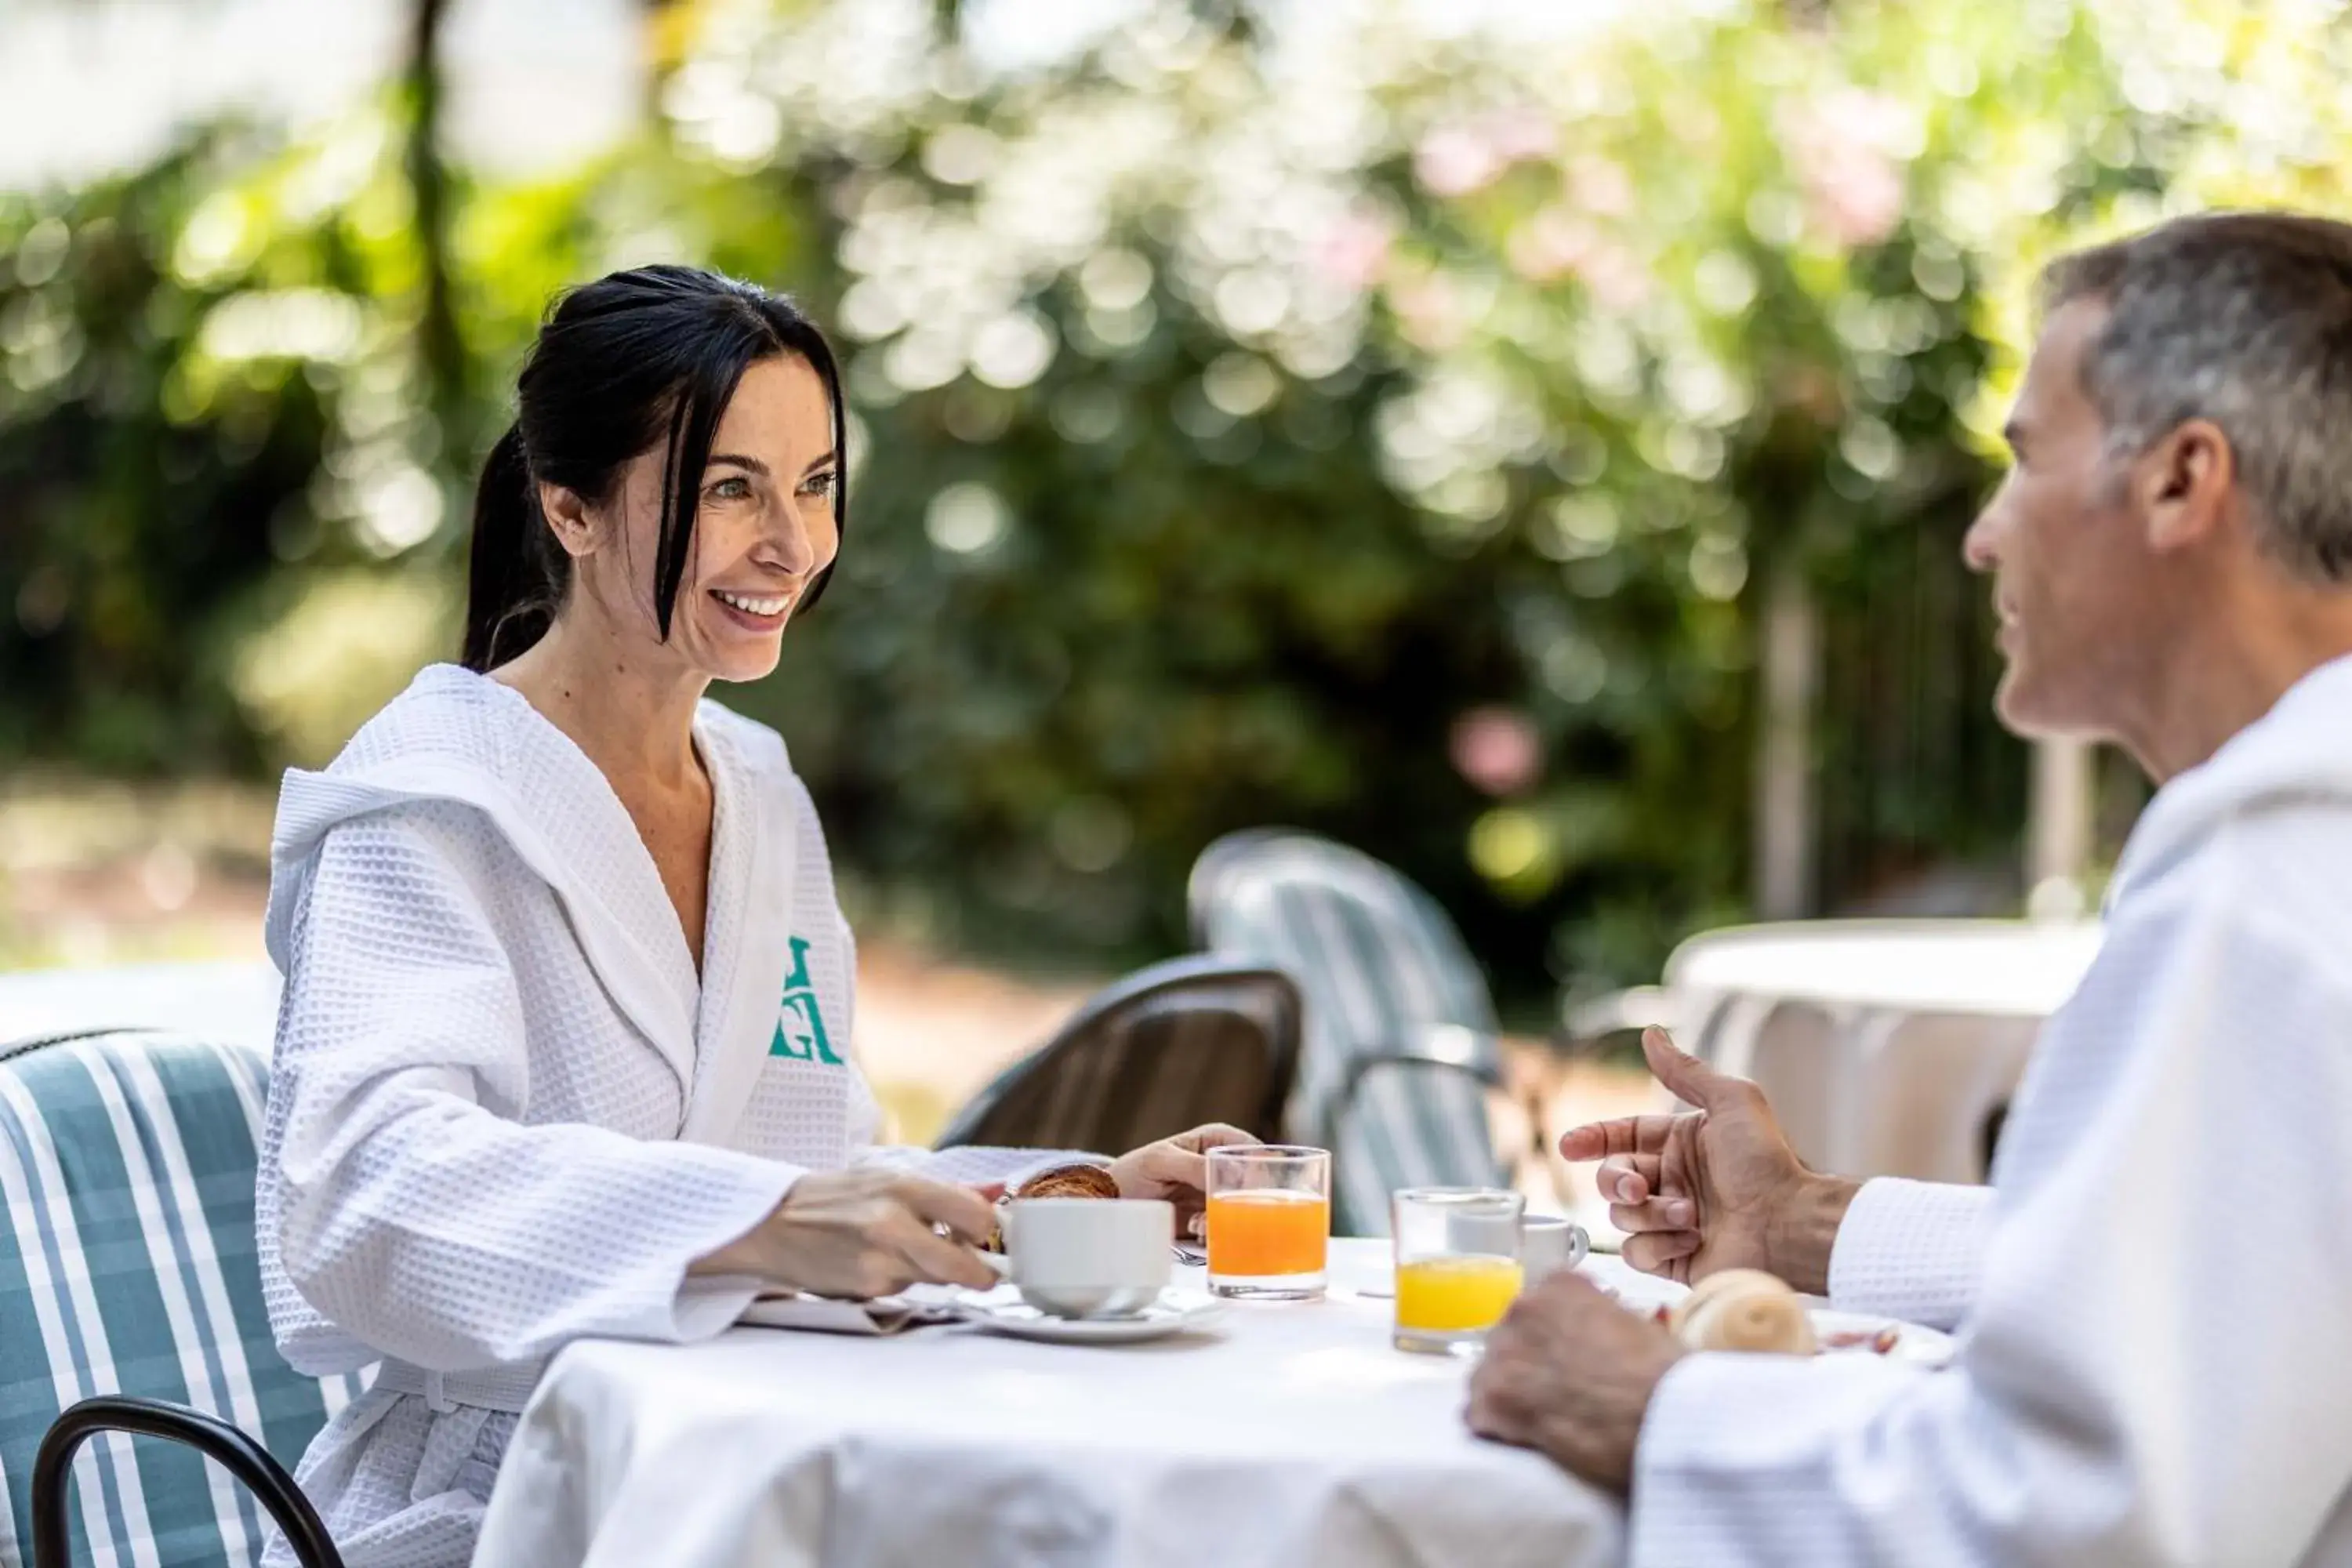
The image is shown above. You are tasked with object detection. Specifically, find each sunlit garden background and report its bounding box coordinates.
[5,0,2348,1141]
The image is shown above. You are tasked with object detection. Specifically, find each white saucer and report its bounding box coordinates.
[958,1290,1226,1345]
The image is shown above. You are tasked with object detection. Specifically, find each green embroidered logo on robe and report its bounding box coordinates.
[770,937,843,1063]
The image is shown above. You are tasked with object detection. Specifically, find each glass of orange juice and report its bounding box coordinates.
[1204,1145,1330,1300]
[1392,1188,1525,1356]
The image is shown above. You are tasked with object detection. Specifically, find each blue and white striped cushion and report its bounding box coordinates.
[0,1031,362,1568]
[1193,835,1507,1236]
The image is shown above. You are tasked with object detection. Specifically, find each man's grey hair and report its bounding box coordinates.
[2038,211,2352,584]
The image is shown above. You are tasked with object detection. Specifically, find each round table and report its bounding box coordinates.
[1664,919,2103,1183]
[474,1240,1625,1568]
[1668,919,2103,1019]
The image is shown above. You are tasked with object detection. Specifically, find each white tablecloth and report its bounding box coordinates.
[474,1240,1624,1568]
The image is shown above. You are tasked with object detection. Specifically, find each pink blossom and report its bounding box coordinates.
[1480,107,1557,164]
[1566,154,1635,218]
[1388,270,1471,353]
[1580,240,1651,311]
[1506,209,1650,309]
[1780,88,1915,250]
[1415,125,1504,197]
[1416,110,1559,200]
[1316,209,1397,294]
[1507,208,1594,283]
[1450,708,1544,797]
[1815,89,1915,151]
[1807,151,1905,249]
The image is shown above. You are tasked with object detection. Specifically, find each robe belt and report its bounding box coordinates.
[373,1356,548,1415]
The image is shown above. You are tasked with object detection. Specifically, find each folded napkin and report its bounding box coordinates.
[739,1284,972,1337]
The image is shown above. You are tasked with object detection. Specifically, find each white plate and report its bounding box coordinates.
[1811,1308,1955,1369]
[958,1290,1226,1345]
[1598,1277,1956,1369]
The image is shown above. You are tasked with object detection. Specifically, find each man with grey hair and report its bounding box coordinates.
[1467,211,2352,1565]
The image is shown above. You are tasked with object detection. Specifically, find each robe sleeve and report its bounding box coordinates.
[265,805,801,1372]
[861,1142,1109,1186]
[1629,815,2352,1566]
[1828,1178,1994,1330]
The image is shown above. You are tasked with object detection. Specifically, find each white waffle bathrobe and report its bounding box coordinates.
[1632,654,2352,1566]
[256,665,1066,1567]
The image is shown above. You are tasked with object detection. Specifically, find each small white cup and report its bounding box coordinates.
[985,1199,1174,1319]
[1518,1214,1591,1288]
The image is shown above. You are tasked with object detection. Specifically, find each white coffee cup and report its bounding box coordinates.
[982,1198,1173,1319]
[1518,1214,1591,1287]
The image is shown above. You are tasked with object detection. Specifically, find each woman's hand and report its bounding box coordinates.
[1108,1124,1259,1236]
[691,1169,1000,1298]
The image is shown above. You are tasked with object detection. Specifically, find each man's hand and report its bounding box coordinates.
[1559,1027,1857,1291]
[1466,1271,1683,1494]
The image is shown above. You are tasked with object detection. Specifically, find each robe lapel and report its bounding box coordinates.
[273,759,702,1098]
[677,717,798,1149]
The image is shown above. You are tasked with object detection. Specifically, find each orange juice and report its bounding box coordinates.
[1395,1255,1523,1333]
[1206,1189,1330,1277]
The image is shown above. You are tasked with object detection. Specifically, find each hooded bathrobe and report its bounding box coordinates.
[1628,653,2352,1566]
[256,665,1069,1567]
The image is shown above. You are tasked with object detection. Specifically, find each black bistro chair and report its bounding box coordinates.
[935,956,1301,1156]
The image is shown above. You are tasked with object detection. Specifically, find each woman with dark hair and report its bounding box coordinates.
[255,267,1247,1566]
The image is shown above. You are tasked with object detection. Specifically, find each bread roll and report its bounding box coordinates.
[1667,1268,1817,1355]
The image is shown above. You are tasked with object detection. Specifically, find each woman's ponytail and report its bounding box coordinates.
[460,423,563,672]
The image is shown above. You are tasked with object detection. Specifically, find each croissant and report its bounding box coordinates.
[1015,1163,1121,1201]
[1667,1268,1817,1356]
[984,1161,1121,1250]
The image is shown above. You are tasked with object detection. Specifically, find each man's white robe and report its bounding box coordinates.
[1633,655,2352,1566]
[256,666,1065,1566]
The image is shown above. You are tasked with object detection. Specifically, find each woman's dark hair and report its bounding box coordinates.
[461,265,849,671]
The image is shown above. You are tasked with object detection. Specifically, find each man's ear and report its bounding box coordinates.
[2135,419,2234,554]
[538,482,600,560]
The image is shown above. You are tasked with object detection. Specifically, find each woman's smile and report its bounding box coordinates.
[708,586,795,630]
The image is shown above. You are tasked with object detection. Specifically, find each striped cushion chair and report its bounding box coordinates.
[0,1029,355,1568]
[1188,830,1511,1236]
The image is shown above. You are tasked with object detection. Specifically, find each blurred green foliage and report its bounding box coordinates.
[5,0,2349,1006]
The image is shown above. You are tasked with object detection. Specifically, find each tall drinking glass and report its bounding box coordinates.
[1392,1187,1525,1356]
[1204,1145,1330,1300]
